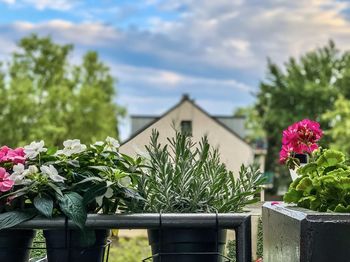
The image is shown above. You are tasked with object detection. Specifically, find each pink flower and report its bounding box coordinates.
[279,144,294,164]
[280,119,323,164]
[7,148,25,164]
[0,167,14,192]
[0,146,26,164]
[0,146,10,160]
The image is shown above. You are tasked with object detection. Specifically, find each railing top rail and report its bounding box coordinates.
[12,213,251,230]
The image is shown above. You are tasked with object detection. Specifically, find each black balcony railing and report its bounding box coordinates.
[13,213,252,262]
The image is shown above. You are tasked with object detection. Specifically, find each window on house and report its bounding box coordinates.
[181,120,192,136]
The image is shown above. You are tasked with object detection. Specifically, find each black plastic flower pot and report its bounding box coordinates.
[0,229,35,262]
[147,228,227,262]
[43,229,110,262]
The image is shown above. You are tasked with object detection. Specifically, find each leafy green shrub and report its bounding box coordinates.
[256,217,263,259]
[128,130,264,213]
[29,230,46,260]
[227,240,236,262]
[109,237,150,262]
[284,149,350,212]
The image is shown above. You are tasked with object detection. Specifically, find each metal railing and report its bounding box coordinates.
[14,213,252,262]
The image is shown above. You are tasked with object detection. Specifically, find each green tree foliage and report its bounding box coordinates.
[256,40,350,173]
[0,34,124,147]
[322,95,350,155]
[234,106,266,145]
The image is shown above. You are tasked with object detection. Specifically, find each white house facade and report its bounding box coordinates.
[120,95,263,176]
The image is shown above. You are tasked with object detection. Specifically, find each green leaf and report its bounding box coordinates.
[59,192,86,230]
[297,163,317,176]
[0,210,36,230]
[46,147,58,156]
[295,177,313,193]
[48,182,63,197]
[83,182,107,206]
[34,195,53,218]
[283,189,303,203]
[317,150,345,168]
[334,204,350,213]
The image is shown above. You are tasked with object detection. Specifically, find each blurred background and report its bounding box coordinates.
[1,1,350,260]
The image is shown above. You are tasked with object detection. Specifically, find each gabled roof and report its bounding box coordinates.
[121,95,251,147]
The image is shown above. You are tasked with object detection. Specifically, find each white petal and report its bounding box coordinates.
[13,163,25,173]
[28,165,38,174]
[105,188,114,198]
[49,174,66,182]
[96,195,103,206]
[49,165,58,176]
[40,165,50,174]
[120,176,131,187]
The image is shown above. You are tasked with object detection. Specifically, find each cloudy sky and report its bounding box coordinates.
[0,0,349,140]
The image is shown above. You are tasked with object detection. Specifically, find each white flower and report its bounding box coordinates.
[9,163,25,184]
[9,164,37,185]
[27,165,39,175]
[119,176,131,187]
[24,141,47,159]
[104,137,120,152]
[93,141,104,147]
[56,139,87,156]
[40,165,66,183]
[96,187,114,206]
[91,141,104,149]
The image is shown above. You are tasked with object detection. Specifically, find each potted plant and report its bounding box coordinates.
[263,119,350,262]
[279,119,322,180]
[0,145,35,262]
[0,137,143,262]
[127,130,265,262]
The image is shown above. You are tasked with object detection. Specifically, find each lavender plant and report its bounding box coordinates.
[128,130,264,213]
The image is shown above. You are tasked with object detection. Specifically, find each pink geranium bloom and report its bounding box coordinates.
[279,144,294,164]
[0,167,14,192]
[280,119,323,165]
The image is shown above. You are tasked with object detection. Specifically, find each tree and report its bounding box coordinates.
[256,41,350,173]
[233,106,266,146]
[0,34,124,147]
[322,95,350,154]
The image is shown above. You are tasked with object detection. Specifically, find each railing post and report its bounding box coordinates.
[235,216,251,262]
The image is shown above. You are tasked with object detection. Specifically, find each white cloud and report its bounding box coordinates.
[11,20,120,45]
[25,0,75,10]
[1,0,78,10]
[0,0,15,4]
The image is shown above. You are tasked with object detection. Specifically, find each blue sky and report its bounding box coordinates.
[0,0,350,140]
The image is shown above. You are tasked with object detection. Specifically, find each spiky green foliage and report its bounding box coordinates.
[284,149,350,212]
[129,130,264,213]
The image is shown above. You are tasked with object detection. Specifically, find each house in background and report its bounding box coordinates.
[120,94,266,176]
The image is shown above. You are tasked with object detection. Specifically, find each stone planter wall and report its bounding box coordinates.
[263,202,350,262]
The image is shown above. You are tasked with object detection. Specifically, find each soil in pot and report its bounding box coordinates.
[148,228,227,262]
[0,229,35,262]
[44,229,110,262]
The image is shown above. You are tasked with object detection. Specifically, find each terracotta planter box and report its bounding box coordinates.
[263,202,350,262]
